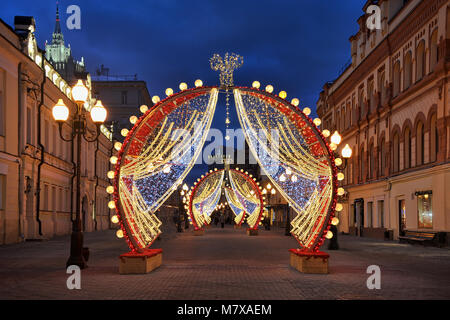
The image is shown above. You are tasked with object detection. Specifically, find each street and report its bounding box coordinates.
[0,226,449,300]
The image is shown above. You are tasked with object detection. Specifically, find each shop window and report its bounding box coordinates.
[418,193,432,229]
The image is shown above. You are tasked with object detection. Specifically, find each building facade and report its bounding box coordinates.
[317,0,450,242]
[92,70,153,142]
[0,16,113,245]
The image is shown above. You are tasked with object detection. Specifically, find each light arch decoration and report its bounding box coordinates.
[187,168,264,230]
[111,53,341,255]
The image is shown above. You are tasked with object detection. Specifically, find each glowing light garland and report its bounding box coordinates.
[114,87,218,251]
[234,88,337,250]
[188,169,264,230]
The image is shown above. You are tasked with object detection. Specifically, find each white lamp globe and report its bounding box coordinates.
[72,80,89,104]
[52,99,69,122]
[90,100,107,123]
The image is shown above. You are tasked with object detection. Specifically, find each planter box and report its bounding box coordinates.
[119,249,162,274]
[289,249,329,274]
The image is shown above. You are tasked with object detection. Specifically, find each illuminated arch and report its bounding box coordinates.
[188,168,264,230]
[112,83,340,253]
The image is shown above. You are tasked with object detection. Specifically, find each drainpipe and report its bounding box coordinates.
[35,56,46,236]
[17,62,25,241]
[93,138,99,231]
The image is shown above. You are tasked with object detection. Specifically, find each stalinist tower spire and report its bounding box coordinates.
[51,1,64,44]
[54,1,61,34]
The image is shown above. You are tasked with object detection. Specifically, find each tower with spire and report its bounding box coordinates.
[45,1,86,83]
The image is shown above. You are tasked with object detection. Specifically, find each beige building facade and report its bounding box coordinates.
[317,0,450,243]
[0,17,114,244]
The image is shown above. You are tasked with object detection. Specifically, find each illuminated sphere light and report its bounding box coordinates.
[335,158,343,166]
[71,79,89,103]
[114,141,122,151]
[52,99,69,122]
[313,118,322,126]
[165,88,173,96]
[163,165,171,174]
[116,229,124,238]
[179,82,188,91]
[337,187,345,196]
[303,107,311,116]
[341,144,353,159]
[252,81,260,89]
[329,142,338,151]
[325,231,333,239]
[291,175,298,182]
[337,173,345,181]
[106,186,114,194]
[279,91,287,99]
[322,129,331,138]
[265,85,274,93]
[108,201,116,209]
[336,203,343,212]
[332,217,340,226]
[152,96,160,104]
[195,79,203,87]
[110,156,118,164]
[140,105,148,113]
[285,168,292,175]
[121,128,129,137]
[91,100,107,123]
[225,135,230,141]
[291,98,299,106]
[107,171,115,179]
[331,131,342,145]
[129,115,138,124]
[111,215,119,224]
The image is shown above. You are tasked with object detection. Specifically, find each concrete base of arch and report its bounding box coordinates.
[289,249,329,274]
[119,249,162,274]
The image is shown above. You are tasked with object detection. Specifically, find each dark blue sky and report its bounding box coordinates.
[2,0,365,182]
[2,0,364,109]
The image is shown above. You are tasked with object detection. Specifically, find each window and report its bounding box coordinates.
[53,124,57,155]
[430,114,438,162]
[44,119,49,150]
[379,138,386,176]
[377,200,384,228]
[418,193,432,228]
[404,127,411,169]
[430,30,438,72]
[360,147,365,182]
[369,144,375,179]
[0,72,4,136]
[0,175,5,210]
[121,91,128,105]
[367,202,373,228]
[404,51,412,90]
[368,80,375,113]
[358,87,365,119]
[416,121,424,166]
[392,132,400,173]
[26,108,32,145]
[393,61,401,97]
[379,72,386,105]
[416,40,425,81]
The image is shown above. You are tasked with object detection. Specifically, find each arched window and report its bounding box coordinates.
[430,114,439,162]
[346,102,351,129]
[393,61,401,97]
[379,72,386,104]
[360,147,365,182]
[416,40,425,81]
[416,121,424,166]
[404,127,411,169]
[393,132,400,173]
[358,87,365,119]
[369,143,375,179]
[430,30,438,72]
[368,80,375,113]
[404,51,412,90]
[379,138,386,177]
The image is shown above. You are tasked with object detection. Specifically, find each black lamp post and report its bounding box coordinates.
[52,80,107,269]
[284,205,291,236]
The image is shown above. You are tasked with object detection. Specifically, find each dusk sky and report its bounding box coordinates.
[2,0,365,181]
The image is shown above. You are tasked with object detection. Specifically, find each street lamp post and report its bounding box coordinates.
[284,205,291,236]
[53,80,107,269]
[327,131,353,251]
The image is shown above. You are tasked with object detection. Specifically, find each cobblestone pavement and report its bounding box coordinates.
[0,225,449,300]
